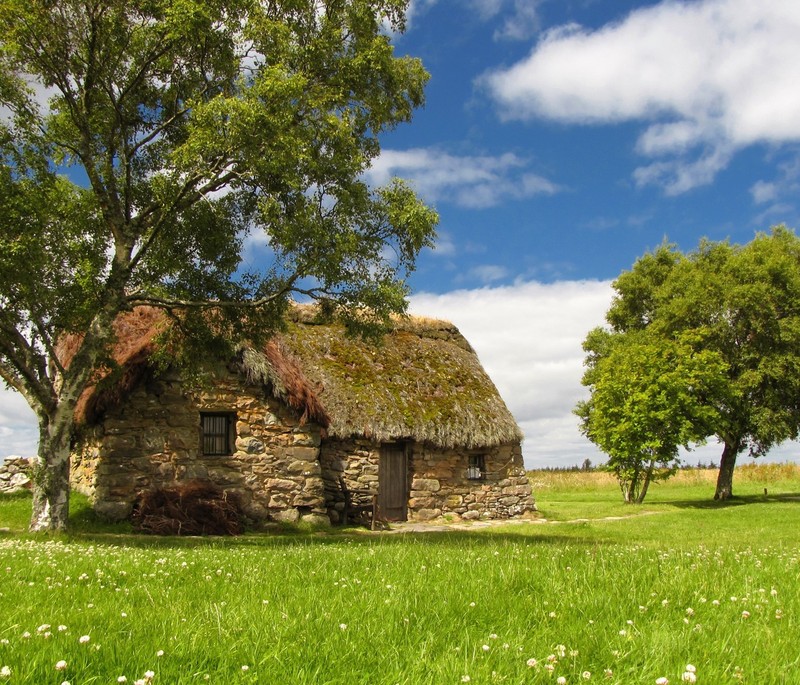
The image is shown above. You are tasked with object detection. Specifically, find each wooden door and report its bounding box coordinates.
[378,443,408,521]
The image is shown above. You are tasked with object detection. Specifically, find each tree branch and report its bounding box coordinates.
[127,163,239,274]
[0,327,53,412]
[124,274,301,311]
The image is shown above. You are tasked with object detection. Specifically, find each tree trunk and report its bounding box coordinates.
[714,441,739,501]
[636,463,655,504]
[29,418,72,532]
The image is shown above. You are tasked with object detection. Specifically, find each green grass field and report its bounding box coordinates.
[1,464,798,684]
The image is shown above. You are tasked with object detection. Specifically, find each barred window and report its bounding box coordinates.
[201,413,235,456]
[467,453,485,480]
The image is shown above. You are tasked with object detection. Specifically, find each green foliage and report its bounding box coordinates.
[579,226,800,500]
[576,328,727,502]
[0,0,437,529]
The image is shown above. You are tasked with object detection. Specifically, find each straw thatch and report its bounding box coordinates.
[59,307,168,425]
[241,305,523,449]
[72,304,523,449]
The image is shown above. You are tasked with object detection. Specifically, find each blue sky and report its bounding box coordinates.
[381,0,800,293]
[3,0,800,468]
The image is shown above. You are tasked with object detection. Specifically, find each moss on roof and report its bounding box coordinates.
[71,305,523,449]
[260,308,523,449]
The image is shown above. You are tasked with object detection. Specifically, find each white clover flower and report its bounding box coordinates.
[0,666,11,678]
[55,660,68,671]
[741,610,751,619]
[582,672,592,680]
[156,650,164,657]
[482,644,490,652]
[118,677,128,683]
[79,635,90,644]
[526,658,538,668]
[144,670,155,680]
[241,665,249,672]
[682,673,697,683]
[58,625,68,632]
[461,676,471,683]
[557,678,567,685]
[339,623,347,631]
[685,665,696,673]
[604,669,613,679]
[656,678,669,685]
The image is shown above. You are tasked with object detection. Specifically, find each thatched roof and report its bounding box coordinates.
[60,307,169,425]
[71,305,523,449]
[242,306,523,449]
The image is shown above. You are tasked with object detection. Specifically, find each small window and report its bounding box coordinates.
[467,453,485,480]
[201,413,236,456]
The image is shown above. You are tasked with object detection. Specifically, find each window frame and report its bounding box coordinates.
[467,453,486,481]
[200,412,236,456]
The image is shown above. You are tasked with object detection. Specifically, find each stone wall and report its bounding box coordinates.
[70,364,534,527]
[410,442,534,520]
[0,456,37,494]
[320,438,535,523]
[72,366,328,525]
[320,438,380,523]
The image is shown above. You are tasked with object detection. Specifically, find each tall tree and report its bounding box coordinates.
[576,328,725,503]
[597,227,800,500]
[0,0,438,531]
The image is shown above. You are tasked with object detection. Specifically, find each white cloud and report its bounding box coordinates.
[465,264,510,284]
[413,279,800,469]
[750,180,779,205]
[411,279,613,467]
[406,0,540,36]
[481,0,800,193]
[0,387,39,461]
[748,151,800,224]
[367,148,560,208]
[493,0,543,41]
[429,230,457,257]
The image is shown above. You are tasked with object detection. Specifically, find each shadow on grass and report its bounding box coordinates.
[56,521,615,551]
[2,491,612,548]
[665,492,800,509]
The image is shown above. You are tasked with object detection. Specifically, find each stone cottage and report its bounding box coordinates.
[69,305,535,525]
